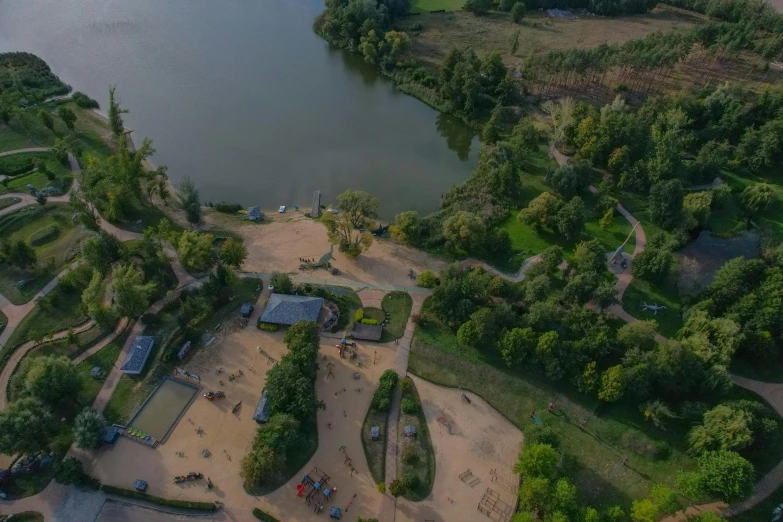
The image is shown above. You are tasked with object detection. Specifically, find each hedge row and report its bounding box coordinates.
[100,485,217,512]
[252,508,280,521]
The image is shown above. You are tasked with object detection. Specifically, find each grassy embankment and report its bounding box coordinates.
[0,203,89,304]
[396,376,435,500]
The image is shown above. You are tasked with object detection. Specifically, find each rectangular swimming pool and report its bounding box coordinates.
[128,377,199,441]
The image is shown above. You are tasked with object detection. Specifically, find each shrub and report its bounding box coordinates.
[140,313,160,327]
[55,457,86,485]
[527,424,560,449]
[252,508,280,522]
[399,378,414,393]
[412,21,423,30]
[402,445,419,464]
[355,308,365,322]
[101,485,217,511]
[372,385,394,412]
[377,482,386,494]
[380,370,398,388]
[269,272,293,294]
[361,318,378,325]
[215,202,243,213]
[29,225,59,246]
[72,91,100,108]
[411,312,428,325]
[401,397,420,414]
[697,450,755,502]
[257,322,279,332]
[402,472,420,490]
[417,270,437,288]
[389,479,407,497]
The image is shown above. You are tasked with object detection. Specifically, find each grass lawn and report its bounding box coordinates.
[410,0,464,12]
[319,287,362,334]
[24,322,116,361]
[363,307,386,324]
[0,204,89,304]
[0,151,51,176]
[380,291,413,342]
[0,155,72,196]
[621,276,683,338]
[409,299,696,510]
[75,333,126,407]
[0,102,114,160]
[4,286,88,352]
[0,196,19,210]
[361,403,389,485]
[397,377,435,500]
[105,279,260,424]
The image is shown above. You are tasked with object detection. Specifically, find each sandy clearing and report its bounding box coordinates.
[85,310,401,522]
[395,375,523,522]
[206,211,446,288]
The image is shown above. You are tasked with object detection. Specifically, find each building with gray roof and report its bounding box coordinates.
[258,294,323,326]
[121,336,155,375]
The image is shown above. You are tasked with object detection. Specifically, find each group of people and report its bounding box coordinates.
[300,257,316,263]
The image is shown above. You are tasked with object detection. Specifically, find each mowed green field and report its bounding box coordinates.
[410,0,464,13]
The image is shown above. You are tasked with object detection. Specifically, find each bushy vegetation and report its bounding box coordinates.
[241,322,320,493]
[395,377,435,500]
[0,52,70,104]
[214,202,243,213]
[361,370,398,484]
[100,485,217,511]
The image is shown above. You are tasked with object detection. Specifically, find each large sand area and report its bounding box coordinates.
[86,304,400,522]
[396,376,522,522]
[207,210,446,288]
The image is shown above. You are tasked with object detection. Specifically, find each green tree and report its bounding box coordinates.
[270,271,293,294]
[337,189,379,229]
[572,239,605,275]
[416,270,437,288]
[24,355,81,407]
[34,158,54,181]
[323,211,373,258]
[550,478,578,516]
[37,109,54,131]
[389,478,407,497]
[687,405,753,454]
[220,238,248,269]
[54,456,86,485]
[391,211,419,243]
[1,239,37,269]
[509,28,521,54]
[442,211,486,255]
[511,1,526,22]
[81,231,120,274]
[108,85,128,137]
[517,476,550,513]
[35,192,47,206]
[519,192,560,230]
[0,92,20,125]
[574,361,599,393]
[630,498,657,522]
[650,483,681,515]
[464,0,493,15]
[112,263,157,318]
[482,105,503,144]
[555,196,585,240]
[177,231,213,272]
[513,443,559,479]
[649,179,684,230]
[498,327,536,366]
[696,450,755,501]
[457,320,477,346]
[599,208,614,230]
[73,408,107,449]
[0,398,56,455]
[632,241,673,281]
[82,269,115,328]
[617,320,658,352]
[598,365,625,402]
[684,191,713,226]
[641,400,677,429]
[741,183,775,216]
[57,106,77,130]
[177,175,201,225]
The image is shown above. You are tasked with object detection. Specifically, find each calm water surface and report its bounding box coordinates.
[129,378,197,441]
[0,0,478,217]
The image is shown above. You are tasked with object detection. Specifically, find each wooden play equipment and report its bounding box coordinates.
[489,468,516,493]
[477,487,513,521]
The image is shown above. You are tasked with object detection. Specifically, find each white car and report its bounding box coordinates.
[326,208,339,214]
[278,206,286,213]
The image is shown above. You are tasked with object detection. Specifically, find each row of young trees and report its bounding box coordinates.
[241,321,321,491]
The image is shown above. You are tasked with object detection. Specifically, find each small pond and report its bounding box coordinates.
[677,229,760,296]
[129,377,199,441]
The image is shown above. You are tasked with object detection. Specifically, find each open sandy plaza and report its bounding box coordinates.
[77,268,522,522]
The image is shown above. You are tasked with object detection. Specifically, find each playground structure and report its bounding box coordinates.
[297,467,334,507]
[459,469,481,487]
[336,339,358,360]
[477,487,514,521]
[489,468,516,493]
[173,472,203,484]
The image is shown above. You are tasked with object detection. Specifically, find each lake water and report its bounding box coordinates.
[0,0,478,218]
